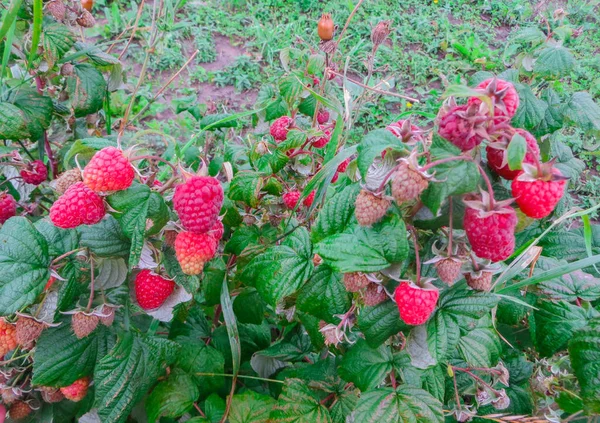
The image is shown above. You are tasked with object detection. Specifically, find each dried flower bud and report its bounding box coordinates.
[492,389,510,410]
[371,20,391,49]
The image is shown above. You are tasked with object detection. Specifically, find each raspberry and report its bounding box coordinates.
[364,284,387,306]
[71,312,99,339]
[270,116,292,142]
[303,190,316,207]
[39,387,64,403]
[15,316,44,349]
[283,190,301,209]
[83,147,134,193]
[46,0,66,21]
[394,281,439,325]
[134,269,175,310]
[512,167,567,219]
[463,200,517,262]
[0,319,17,357]
[343,272,370,292]
[434,258,462,286]
[468,78,520,118]
[98,304,115,327]
[465,271,493,291]
[173,176,223,234]
[174,231,217,275]
[0,193,16,224]
[55,169,82,194]
[337,157,352,173]
[76,9,96,27]
[50,182,105,228]
[317,110,330,124]
[1,388,19,405]
[312,130,331,148]
[355,190,390,226]
[20,160,47,185]
[438,104,488,151]
[208,219,224,241]
[386,119,422,145]
[487,129,540,180]
[8,401,31,420]
[391,159,429,204]
[60,377,89,402]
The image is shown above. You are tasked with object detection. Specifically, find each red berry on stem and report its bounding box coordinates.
[468,78,520,118]
[174,231,217,275]
[20,160,47,185]
[303,190,316,207]
[511,165,567,219]
[283,190,301,209]
[317,109,330,124]
[394,281,439,326]
[487,129,540,180]
[270,116,292,142]
[60,377,89,402]
[438,103,489,151]
[83,147,135,192]
[134,269,175,310]
[173,176,223,234]
[0,193,16,224]
[50,182,105,228]
[0,319,17,358]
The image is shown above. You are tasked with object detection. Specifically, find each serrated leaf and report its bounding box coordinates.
[78,216,131,257]
[10,88,53,140]
[338,339,393,391]
[146,369,198,422]
[229,390,275,423]
[229,171,263,208]
[315,214,408,273]
[34,219,79,257]
[420,365,446,402]
[353,386,443,423]
[311,184,360,243]
[74,41,120,66]
[329,390,358,423]
[200,113,238,130]
[233,288,265,324]
[537,257,600,302]
[175,341,225,398]
[568,319,600,414]
[533,45,575,78]
[297,265,350,323]
[68,64,107,117]
[563,92,600,133]
[357,129,406,178]
[358,300,410,348]
[0,102,29,140]
[43,23,75,67]
[457,326,501,367]
[163,247,200,294]
[507,133,527,171]
[0,217,50,315]
[512,83,548,130]
[95,257,128,290]
[258,332,312,362]
[270,378,332,423]
[32,320,113,386]
[279,73,304,103]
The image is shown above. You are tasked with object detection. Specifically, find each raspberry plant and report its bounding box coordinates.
[0,1,600,423]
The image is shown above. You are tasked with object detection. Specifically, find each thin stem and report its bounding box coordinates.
[86,256,95,312]
[16,140,35,161]
[333,0,364,53]
[390,370,397,389]
[329,70,419,102]
[448,197,453,254]
[50,247,86,265]
[129,155,178,174]
[420,155,471,172]
[476,163,495,209]
[193,403,207,418]
[376,164,400,193]
[117,0,146,60]
[452,371,461,411]
[194,372,284,384]
[409,226,421,285]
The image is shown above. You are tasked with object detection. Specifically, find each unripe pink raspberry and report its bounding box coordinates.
[174,231,217,275]
[312,130,331,148]
[438,104,488,151]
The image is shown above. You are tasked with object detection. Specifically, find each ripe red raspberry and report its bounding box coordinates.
[468,78,520,118]
[317,109,330,124]
[208,219,224,242]
[312,130,331,148]
[465,270,493,291]
[8,400,31,420]
[20,160,47,185]
[438,104,488,151]
[355,190,390,226]
[433,258,462,286]
[0,319,17,357]
[512,166,567,219]
[134,269,175,310]
[50,182,105,228]
[487,129,540,180]
[174,231,217,275]
[386,119,422,145]
[71,312,99,339]
[60,377,90,402]
[394,281,439,325]
[364,283,387,306]
[463,196,517,262]
[283,190,301,209]
[83,147,135,192]
[173,176,223,234]
[15,316,44,349]
[270,116,293,142]
[343,272,370,292]
[337,157,351,173]
[0,193,16,224]
[303,190,316,207]
[391,157,429,204]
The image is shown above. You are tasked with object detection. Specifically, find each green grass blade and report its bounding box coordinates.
[27,0,42,70]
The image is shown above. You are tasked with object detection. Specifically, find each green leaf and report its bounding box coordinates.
[353,386,443,423]
[421,137,480,214]
[42,23,76,67]
[311,184,360,243]
[146,368,198,422]
[233,288,265,324]
[457,326,501,367]
[512,83,548,130]
[537,257,600,302]
[278,128,307,152]
[506,133,527,171]
[34,219,79,257]
[175,341,225,397]
[200,113,238,130]
[10,88,53,140]
[256,149,289,174]
[229,390,275,423]
[533,299,599,357]
[258,331,312,361]
[63,137,117,167]
[358,300,409,348]
[569,319,600,414]
[229,171,263,208]
[32,321,112,387]
[330,390,358,423]
[0,217,50,315]
[533,87,564,136]
[78,215,131,257]
[533,45,575,78]
[357,129,406,178]
[220,278,241,378]
[0,102,29,140]
[67,64,107,117]
[225,226,260,256]
[563,92,600,133]
[243,227,313,305]
[297,265,350,323]
[427,286,498,362]
[94,333,178,423]
[279,72,304,103]
[420,365,446,402]
[315,214,408,273]
[298,95,316,118]
[169,307,212,342]
[338,339,393,391]
[270,378,332,423]
[163,247,200,294]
